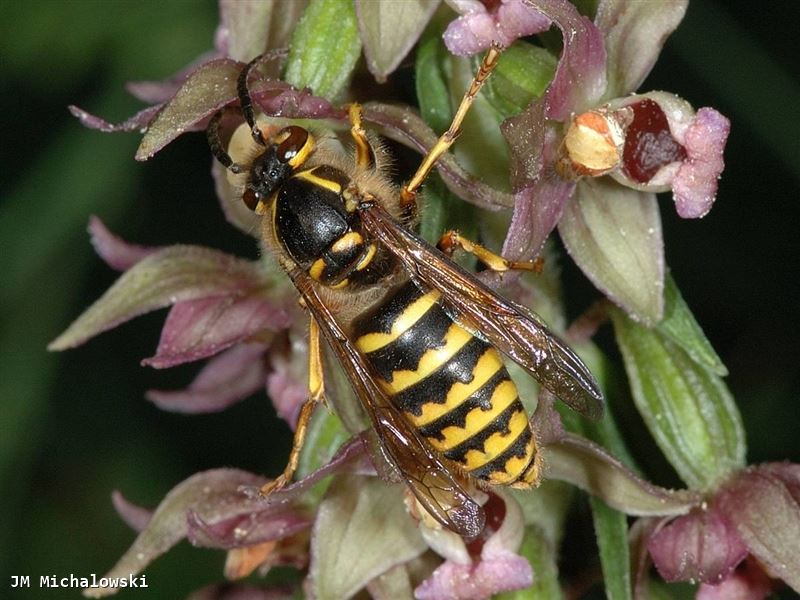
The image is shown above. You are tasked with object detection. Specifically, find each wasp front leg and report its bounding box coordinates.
[260,315,326,496]
[347,103,376,169]
[437,230,543,273]
[401,44,503,214]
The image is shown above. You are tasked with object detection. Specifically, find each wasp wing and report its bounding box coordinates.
[360,202,604,420]
[288,268,486,539]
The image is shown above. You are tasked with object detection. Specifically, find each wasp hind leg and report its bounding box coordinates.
[437,230,543,273]
[400,44,503,214]
[260,316,326,496]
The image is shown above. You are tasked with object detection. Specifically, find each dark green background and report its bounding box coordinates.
[1,1,798,598]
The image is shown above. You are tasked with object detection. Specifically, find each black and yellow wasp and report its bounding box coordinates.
[207,45,603,539]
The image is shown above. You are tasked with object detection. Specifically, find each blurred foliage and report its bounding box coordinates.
[0,0,799,599]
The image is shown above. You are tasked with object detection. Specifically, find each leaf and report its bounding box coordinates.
[48,246,265,351]
[559,178,664,325]
[611,307,746,491]
[658,274,727,376]
[284,0,362,101]
[545,433,699,516]
[310,475,426,600]
[415,22,452,134]
[355,0,439,82]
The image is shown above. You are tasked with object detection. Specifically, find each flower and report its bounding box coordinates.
[443,0,551,56]
[646,462,800,597]
[49,216,303,421]
[412,491,534,599]
[497,0,730,324]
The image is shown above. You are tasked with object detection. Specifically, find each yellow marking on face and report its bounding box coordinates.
[460,410,529,471]
[380,324,473,393]
[425,380,519,451]
[355,290,442,353]
[355,243,377,271]
[309,258,326,282]
[331,231,363,253]
[288,133,315,168]
[409,349,505,427]
[294,168,340,194]
[330,278,349,289]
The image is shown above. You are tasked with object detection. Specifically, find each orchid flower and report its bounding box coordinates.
[48,1,798,599]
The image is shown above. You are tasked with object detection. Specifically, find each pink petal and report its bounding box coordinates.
[718,463,800,593]
[142,295,292,369]
[648,505,748,583]
[186,505,311,549]
[501,130,575,260]
[528,0,607,120]
[146,342,268,414]
[672,107,730,218]
[111,490,153,533]
[240,436,375,503]
[443,12,498,57]
[266,351,308,429]
[88,216,158,271]
[68,103,161,133]
[697,560,773,600]
[250,81,346,120]
[496,0,551,46]
[414,551,533,600]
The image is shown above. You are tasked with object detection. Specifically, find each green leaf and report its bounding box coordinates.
[285,0,362,101]
[611,307,746,491]
[415,24,453,134]
[559,179,664,325]
[658,274,727,375]
[310,475,426,600]
[496,526,563,600]
[484,41,557,118]
[591,497,632,600]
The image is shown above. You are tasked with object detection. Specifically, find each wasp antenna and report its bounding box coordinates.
[207,110,243,174]
[238,54,268,147]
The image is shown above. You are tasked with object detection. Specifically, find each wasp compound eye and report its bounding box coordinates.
[276,126,314,168]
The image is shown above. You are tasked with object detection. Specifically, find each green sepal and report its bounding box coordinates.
[484,41,557,119]
[611,306,746,491]
[657,274,728,376]
[284,0,362,101]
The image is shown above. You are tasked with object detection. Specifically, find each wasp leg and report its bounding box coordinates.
[401,44,503,211]
[437,230,543,273]
[260,316,325,496]
[347,103,375,169]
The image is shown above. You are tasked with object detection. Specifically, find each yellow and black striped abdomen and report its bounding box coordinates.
[352,281,537,486]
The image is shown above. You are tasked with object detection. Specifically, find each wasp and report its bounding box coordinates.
[207,45,603,538]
